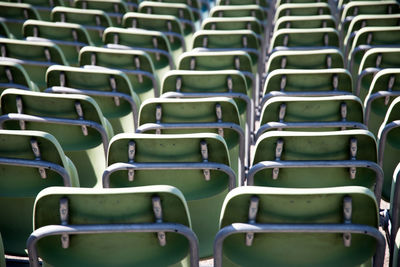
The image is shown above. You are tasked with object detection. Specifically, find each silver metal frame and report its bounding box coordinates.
[27,223,199,267]
[102,161,236,190]
[213,223,385,267]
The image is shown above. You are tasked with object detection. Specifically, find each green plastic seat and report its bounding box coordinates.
[261,69,353,105]
[123,12,189,61]
[0,38,68,90]
[0,89,114,188]
[0,19,10,38]
[103,133,232,259]
[0,2,41,39]
[257,95,366,137]
[74,0,129,26]
[274,3,332,22]
[377,95,400,201]
[8,0,66,21]
[356,47,400,103]
[103,27,175,80]
[27,185,199,267]
[209,5,266,22]
[0,129,79,256]
[214,186,384,267]
[79,46,159,102]
[274,15,336,31]
[0,61,38,92]
[51,7,113,46]
[144,0,202,23]
[46,65,141,134]
[347,26,400,79]
[216,0,269,16]
[266,48,344,73]
[23,20,93,66]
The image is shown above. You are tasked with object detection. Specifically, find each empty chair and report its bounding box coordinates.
[0,2,41,39]
[103,133,234,258]
[214,186,385,267]
[0,129,79,256]
[9,0,66,21]
[276,0,328,7]
[274,3,332,22]
[27,185,199,267]
[209,5,266,23]
[145,0,202,23]
[79,46,159,102]
[46,65,141,133]
[0,61,38,92]
[274,15,336,31]
[0,89,114,188]
[0,38,68,90]
[51,6,112,46]
[364,68,400,137]
[23,20,93,66]
[103,27,175,80]
[74,0,129,26]
[216,0,270,11]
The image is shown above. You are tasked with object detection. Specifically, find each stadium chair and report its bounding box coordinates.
[103,27,175,80]
[0,38,68,90]
[265,48,344,73]
[214,186,385,267]
[256,95,366,138]
[0,129,79,256]
[274,15,336,31]
[22,20,92,66]
[0,2,41,39]
[27,185,199,267]
[275,0,328,7]
[0,89,114,188]
[79,46,159,101]
[8,0,66,21]
[364,68,400,137]
[103,133,234,259]
[51,7,113,46]
[74,0,129,26]
[0,19,11,38]
[356,47,400,102]
[347,26,400,79]
[209,5,266,23]
[216,0,269,16]
[274,3,332,22]
[145,0,202,23]
[378,96,400,201]
[123,12,189,60]
[0,61,38,92]
[45,65,141,133]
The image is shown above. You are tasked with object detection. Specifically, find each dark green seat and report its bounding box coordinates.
[216,0,269,16]
[0,129,79,256]
[8,0,66,21]
[104,133,233,259]
[51,7,112,46]
[214,186,384,267]
[46,65,141,134]
[23,20,93,66]
[209,5,266,22]
[27,185,199,267]
[276,0,328,7]
[0,38,68,90]
[79,46,159,102]
[0,18,11,38]
[0,89,114,188]
[274,15,336,31]
[144,0,202,23]
[274,3,332,22]
[0,61,38,92]
[74,0,129,26]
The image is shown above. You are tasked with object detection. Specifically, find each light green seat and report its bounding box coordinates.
[144,0,202,23]
[27,185,199,267]
[0,38,68,90]
[123,12,188,61]
[46,65,140,134]
[377,96,400,201]
[216,0,269,15]
[51,7,113,46]
[103,27,175,80]
[214,186,384,267]
[209,5,266,22]
[257,95,366,137]
[0,129,79,256]
[23,20,92,66]
[276,0,328,7]
[74,0,129,26]
[274,15,336,31]
[347,26,400,79]
[266,48,344,72]
[8,0,66,21]
[0,89,114,188]
[79,46,159,102]
[104,133,232,259]
[356,47,400,102]
[274,3,332,22]
[0,61,38,92]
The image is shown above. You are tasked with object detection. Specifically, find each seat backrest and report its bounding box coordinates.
[149,0,202,22]
[209,5,266,22]
[201,17,263,37]
[274,15,336,31]
[0,129,79,256]
[46,65,140,133]
[0,61,37,92]
[0,89,113,188]
[29,185,197,266]
[0,18,11,38]
[74,0,129,26]
[274,3,332,21]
